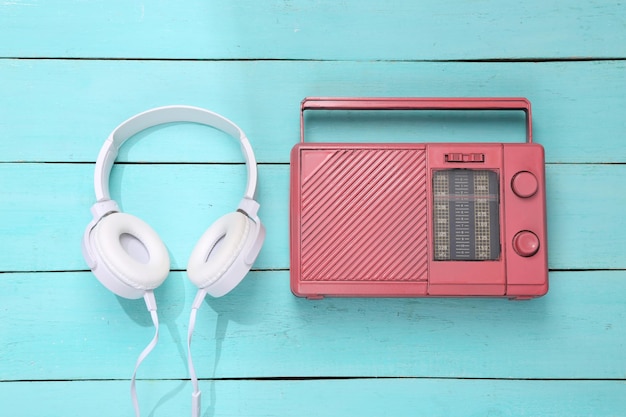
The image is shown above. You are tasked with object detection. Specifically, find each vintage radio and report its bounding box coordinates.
[290,97,548,300]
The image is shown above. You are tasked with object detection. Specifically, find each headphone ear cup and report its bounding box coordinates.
[187,211,251,291]
[92,212,170,295]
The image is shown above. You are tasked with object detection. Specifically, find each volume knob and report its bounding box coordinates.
[513,231,540,257]
[512,171,538,198]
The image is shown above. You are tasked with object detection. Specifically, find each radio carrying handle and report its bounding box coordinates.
[300,97,533,144]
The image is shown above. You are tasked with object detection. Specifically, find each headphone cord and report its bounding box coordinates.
[187,289,207,417]
[126,289,206,417]
[130,291,159,417]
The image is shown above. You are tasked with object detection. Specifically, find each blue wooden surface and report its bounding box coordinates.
[1,1,625,416]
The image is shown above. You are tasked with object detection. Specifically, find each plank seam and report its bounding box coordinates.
[1,268,625,274]
[1,57,626,63]
[1,162,625,166]
[2,376,625,383]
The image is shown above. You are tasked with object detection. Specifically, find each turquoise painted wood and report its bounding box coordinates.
[1,379,624,417]
[1,271,625,381]
[1,1,625,416]
[1,60,625,164]
[0,164,624,271]
[1,0,625,60]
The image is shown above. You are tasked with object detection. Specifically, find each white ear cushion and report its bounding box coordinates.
[92,212,170,290]
[187,212,251,289]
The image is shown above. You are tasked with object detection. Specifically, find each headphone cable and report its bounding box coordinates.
[130,290,159,417]
[187,289,207,417]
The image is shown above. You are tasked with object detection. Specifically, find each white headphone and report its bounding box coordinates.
[81,105,265,417]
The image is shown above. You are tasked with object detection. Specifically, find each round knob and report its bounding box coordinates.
[511,171,538,198]
[513,231,540,257]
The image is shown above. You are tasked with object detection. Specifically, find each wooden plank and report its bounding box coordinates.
[0,163,288,272]
[1,2,622,416]
[1,1,625,60]
[1,60,624,164]
[546,164,626,270]
[0,163,623,272]
[1,378,624,417]
[1,271,625,381]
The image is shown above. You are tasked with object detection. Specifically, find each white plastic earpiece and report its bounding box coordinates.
[92,212,170,290]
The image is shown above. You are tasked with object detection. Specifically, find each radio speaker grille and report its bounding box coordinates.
[299,149,428,282]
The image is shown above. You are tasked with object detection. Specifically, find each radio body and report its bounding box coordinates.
[290,98,548,300]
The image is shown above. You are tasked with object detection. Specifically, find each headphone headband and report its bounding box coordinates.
[84,106,266,417]
[94,105,258,202]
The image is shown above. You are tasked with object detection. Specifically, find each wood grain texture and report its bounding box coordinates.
[1,0,625,60]
[0,163,623,272]
[1,0,624,415]
[1,379,624,417]
[0,59,625,164]
[1,271,625,381]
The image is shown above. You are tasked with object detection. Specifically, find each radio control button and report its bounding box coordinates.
[513,231,540,257]
[512,171,538,198]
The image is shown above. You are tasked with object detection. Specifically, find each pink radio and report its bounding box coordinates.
[290,97,548,300]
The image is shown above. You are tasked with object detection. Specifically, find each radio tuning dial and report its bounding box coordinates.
[513,231,540,257]
[512,171,538,198]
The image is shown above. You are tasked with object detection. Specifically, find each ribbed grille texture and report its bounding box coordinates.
[299,149,428,282]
